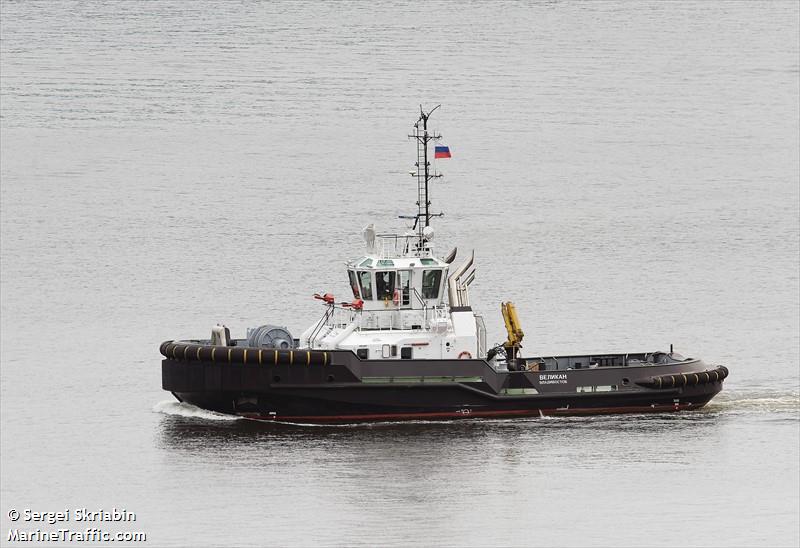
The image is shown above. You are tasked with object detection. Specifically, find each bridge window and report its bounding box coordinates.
[375,271,396,301]
[358,271,373,300]
[422,269,442,299]
[348,271,360,299]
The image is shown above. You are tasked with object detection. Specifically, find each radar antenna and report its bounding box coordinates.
[408,105,444,249]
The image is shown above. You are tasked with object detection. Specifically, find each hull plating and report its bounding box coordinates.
[163,350,724,424]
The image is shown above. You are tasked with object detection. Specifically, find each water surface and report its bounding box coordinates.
[1,1,798,546]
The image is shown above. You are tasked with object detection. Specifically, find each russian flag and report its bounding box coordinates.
[434,145,451,159]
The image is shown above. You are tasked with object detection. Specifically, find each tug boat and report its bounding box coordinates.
[160,107,728,424]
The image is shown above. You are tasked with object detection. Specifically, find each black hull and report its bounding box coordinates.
[161,344,726,424]
[172,388,719,423]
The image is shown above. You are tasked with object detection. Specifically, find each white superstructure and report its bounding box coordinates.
[299,230,487,360]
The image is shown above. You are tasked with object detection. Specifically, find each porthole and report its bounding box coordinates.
[622,377,630,386]
[327,374,336,382]
[272,375,281,383]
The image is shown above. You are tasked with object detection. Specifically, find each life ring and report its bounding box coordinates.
[458,351,472,359]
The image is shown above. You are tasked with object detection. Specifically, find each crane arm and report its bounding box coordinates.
[501,301,525,349]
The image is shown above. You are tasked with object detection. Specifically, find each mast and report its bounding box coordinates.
[409,105,443,249]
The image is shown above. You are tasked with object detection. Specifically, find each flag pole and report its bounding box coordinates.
[411,105,442,251]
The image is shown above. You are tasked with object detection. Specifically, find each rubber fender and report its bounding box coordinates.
[159,340,173,356]
[160,340,329,366]
[635,365,729,389]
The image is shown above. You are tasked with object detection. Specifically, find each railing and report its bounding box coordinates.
[374,233,430,258]
[307,306,335,346]
[314,304,450,333]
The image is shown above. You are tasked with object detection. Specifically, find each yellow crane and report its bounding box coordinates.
[501,301,524,361]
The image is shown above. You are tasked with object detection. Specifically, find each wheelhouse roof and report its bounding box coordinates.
[348,255,447,269]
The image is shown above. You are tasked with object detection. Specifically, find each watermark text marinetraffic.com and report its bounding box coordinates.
[7,507,147,543]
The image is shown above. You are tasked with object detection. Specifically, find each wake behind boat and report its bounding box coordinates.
[159,107,728,423]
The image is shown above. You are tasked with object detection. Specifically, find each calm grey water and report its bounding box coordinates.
[1,1,798,546]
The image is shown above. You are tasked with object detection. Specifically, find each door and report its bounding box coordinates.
[397,270,412,308]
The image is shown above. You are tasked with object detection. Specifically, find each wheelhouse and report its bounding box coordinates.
[346,255,447,312]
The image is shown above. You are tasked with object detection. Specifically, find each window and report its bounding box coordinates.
[348,271,360,299]
[401,347,413,359]
[375,271,395,301]
[421,269,442,299]
[359,271,373,300]
[398,271,411,306]
[359,258,373,267]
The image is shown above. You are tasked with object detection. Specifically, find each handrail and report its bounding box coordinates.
[311,293,453,336]
[373,233,431,258]
[309,306,334,347]
[410,287,426,307]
